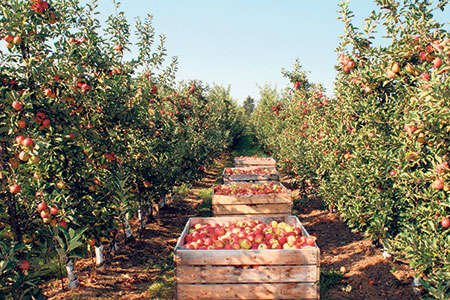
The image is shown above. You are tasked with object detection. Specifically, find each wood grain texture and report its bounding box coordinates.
[176,265,319,283]
[176,283,319,299]
[174,247,319,266]
[213,203,292,215]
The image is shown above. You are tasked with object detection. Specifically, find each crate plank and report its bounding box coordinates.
[212,183,292,216]
[223,167,279,184]
[176,265,318,283]
[212,193,292,205]
[213,203,292,215]
[177,283,319,300]
[234,157,277,168]
[174,247,319,266]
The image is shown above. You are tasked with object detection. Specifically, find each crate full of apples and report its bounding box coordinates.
[212,182,292,216]
[234,156,276,168]
[222,167,279,184]
[174,215,320,300]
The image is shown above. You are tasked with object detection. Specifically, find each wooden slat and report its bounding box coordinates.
[213,212,293,217]
[234,158,277,168]
[213,203,292,215]
[223,180,276,185]
[222,168,279,183]
[177,283,319,300]
[174,247,319,266]
[176,265,318,283]
[223,176,278,183]
[212,193,292,205]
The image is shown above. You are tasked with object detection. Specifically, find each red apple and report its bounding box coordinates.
[37,202,48,211]
[204,238,213,247]
[50,206,59,215]
[306,236,316,246]
[251,242,259,249]
[18,151,29,161]
[16,135,25,145]
[9,184,20,194]
[58,220,68,229]
[231,241,241,249]
[185,243,197,250]
[271,242,281,249]
[432,179,444,190]
[287,235,297,247]
[214,226,225,236]
[22,137,33,148]
[18,119,26,129]
[441,217,450,228]
[185,234,193,244]
[11,100,23,111]
[213,240,224,248]
[278,236,287,246]
[40,211,49,219]
[4,35,13,43]
[254,233,264,243]
[265,233,273,241]
[18,260,30,270]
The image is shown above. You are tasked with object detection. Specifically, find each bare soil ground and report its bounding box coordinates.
[42,153,420,300]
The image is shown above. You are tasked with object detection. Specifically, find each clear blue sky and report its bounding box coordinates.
[83,0,448,104]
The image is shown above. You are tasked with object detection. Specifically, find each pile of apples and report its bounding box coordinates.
[182,219,316,250]
[235,156,274,161]
[214,182,284,196]
[224,168,277,176]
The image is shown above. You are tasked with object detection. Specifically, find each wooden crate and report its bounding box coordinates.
[234,156,276,168]
[222,167,279,184]
[212,182,292,217]
[174,215,320,300]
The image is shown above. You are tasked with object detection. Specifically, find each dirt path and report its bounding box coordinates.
[42,152,419,300]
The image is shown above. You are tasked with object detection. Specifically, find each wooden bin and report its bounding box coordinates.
[212,182,292,217]
[234,156,276,168]
[174,215,320,300]
[222,167,279,184]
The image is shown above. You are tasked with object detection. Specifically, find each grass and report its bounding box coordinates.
[147,256,175,299]
[173,183,191,197]
[320,269,345,299]
[231,127,266,158]
[147,278,175,300]
[197,188,213,217]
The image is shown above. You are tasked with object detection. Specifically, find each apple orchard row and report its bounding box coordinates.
[0,0,243,297]
[251,1,450,299]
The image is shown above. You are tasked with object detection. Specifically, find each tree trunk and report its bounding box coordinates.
[0,141,22,244]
